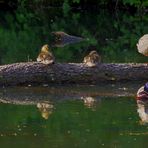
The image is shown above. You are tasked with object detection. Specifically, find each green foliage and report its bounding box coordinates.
[62,0,71,16]
[72,0,80,3]
[123,0,141,6]
[9,0,148,10]
[123,0,148,7]
[0,2,148,64]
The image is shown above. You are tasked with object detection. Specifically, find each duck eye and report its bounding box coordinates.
[58,37,61,41]
[55,36,61,41]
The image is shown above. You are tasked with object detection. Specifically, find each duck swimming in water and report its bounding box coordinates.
[137,82,148,103]
[83,50,101,67]
[136,82,148,124]
[137,34,148,56]
[37,44,55,65]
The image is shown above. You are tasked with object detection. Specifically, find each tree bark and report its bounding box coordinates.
[0,62,148,86]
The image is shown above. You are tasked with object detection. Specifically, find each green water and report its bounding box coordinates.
[0,83,148,148]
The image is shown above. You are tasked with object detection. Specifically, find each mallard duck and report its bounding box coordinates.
[136,82,148,124]
[137,82,148,102]
[83,50,101,67]
[137,34,148,56]
[37,44,55,65]
[51,31,84,47]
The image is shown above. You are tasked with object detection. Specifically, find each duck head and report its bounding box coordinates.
[37,44,55,65]
[137,82,148,102]
[51,31,84,47]
[41,44,50,53]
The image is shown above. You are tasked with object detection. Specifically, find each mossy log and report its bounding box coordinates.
[0,62,148,86]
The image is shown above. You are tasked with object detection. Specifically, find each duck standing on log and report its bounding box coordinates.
[37,44,55,65]
[137,34,148,56]
[83,50,101,67]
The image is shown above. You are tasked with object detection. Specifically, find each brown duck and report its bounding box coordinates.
[83,50,101,67]
[37,44,55,65]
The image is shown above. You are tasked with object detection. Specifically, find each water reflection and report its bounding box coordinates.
[0,82,145,121]
[0,84,148,147]
[81,96,98,110]
[136,82,148,124]
[37,101,54,120]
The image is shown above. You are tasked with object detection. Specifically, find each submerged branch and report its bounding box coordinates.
[0,62,148,86]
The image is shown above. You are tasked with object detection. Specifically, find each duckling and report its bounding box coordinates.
[137,34,148,56]
[83,50,101,67]
[37,44,55,65]
[51,31,84,47]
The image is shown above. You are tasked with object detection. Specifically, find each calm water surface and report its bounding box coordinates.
[0,83,148,148]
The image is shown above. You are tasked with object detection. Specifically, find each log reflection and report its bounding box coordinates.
[0,82,144,120]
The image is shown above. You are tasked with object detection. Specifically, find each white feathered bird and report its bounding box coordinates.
[137,34,148,56]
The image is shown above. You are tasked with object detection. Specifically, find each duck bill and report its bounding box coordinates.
[62,34,84,44]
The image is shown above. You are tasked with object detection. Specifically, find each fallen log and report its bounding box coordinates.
[0,62,148,86]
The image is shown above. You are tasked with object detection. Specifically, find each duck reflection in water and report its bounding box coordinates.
[81,96,98,111]
[136,82,148,125]
[37,101,54,120]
